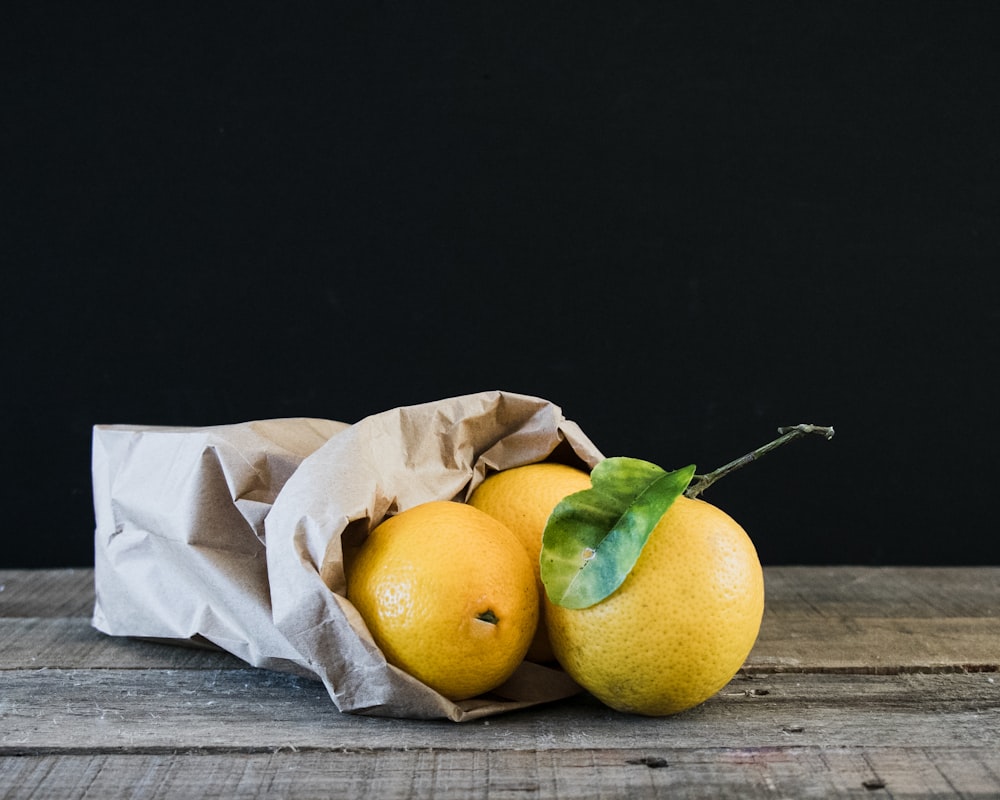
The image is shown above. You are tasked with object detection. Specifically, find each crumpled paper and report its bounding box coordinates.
[92,390,604,721]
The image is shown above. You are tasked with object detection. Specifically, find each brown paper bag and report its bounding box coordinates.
[92,391,604,721]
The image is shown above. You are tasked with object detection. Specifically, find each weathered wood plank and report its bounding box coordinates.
[0,618,245,670]
[2,745,999,800]
[3,613,997,675]
[4,568,998,673]
[748,566,1000,674]
[763,566,1000,618]
[2,669,998,751]
[748,615,1000,673]
[0,570,95,618]
[2,569,999,798]
[5,567,999,621]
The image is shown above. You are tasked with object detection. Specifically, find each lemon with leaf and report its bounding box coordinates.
[541,425,832,716]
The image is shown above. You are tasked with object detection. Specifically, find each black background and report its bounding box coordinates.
[5,4,999,568]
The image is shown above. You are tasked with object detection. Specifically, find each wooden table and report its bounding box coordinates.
[2,567,998,798]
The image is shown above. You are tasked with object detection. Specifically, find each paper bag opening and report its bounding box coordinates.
[93,390,603,721]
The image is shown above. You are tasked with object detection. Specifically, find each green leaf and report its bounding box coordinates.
[540,457,696,609]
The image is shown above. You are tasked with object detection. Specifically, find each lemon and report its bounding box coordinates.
[346,500,539,701]
[545,494,764,716]
[468,462,592,662]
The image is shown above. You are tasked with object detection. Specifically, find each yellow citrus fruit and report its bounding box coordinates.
[346,500,539,701]
[467,462,592,663]
[545,495,764,716]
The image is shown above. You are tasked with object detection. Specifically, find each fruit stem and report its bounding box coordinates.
[684,424,835,499]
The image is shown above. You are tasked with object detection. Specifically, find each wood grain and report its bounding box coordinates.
[749,566,1000,674]
[0,619,246,670]
[4,567,997,673]
[6,566,999,622]
[0,569,95,618]
[2,567,999,798]
[763,566,1000,618]
[4,746,1000,800]
[2,668,998,752]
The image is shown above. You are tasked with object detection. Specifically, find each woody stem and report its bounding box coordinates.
[684,424,835,499]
